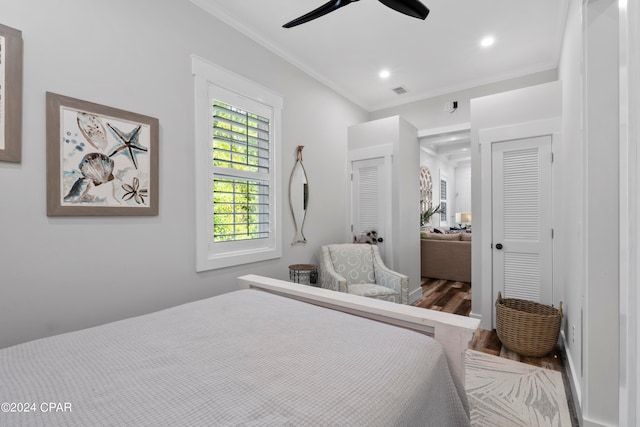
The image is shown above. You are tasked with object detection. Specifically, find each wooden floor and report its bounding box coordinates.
[413,277,564,373]
[412,277,472,316]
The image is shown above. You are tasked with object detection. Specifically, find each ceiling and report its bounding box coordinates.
[419,124,472,167]
[191,0,568,165]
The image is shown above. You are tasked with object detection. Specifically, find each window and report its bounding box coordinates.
[440,177,448,226]
[192,56,282,271]
[212,101,270,243]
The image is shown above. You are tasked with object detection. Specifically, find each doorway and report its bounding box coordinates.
[418,124,472,229]
[349,149,393,267]
[478,117,562,329]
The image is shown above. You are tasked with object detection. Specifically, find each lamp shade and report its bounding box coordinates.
[456,212,472,223]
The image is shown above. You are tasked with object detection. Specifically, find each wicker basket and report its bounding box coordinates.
[495,292,563,357]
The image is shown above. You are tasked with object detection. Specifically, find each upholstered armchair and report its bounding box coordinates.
[317,244,408,304]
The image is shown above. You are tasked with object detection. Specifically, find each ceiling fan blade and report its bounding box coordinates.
[283,0,358,28]
[377,0,429,20]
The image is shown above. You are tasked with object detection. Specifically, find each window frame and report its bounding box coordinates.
[192,56,282,272]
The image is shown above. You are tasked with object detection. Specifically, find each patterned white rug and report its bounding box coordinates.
[465,350,572,427]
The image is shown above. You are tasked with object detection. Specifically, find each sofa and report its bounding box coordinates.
[420,231,471,283]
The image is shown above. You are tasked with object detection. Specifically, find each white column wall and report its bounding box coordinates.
[348,117,421,302]
[582,0,620,424]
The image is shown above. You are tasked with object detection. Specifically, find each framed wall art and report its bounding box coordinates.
[46,92,159,216]
[0,23,23,163]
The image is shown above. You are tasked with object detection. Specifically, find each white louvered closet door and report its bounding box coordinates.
[491,136,553,307]
[351,157,390,265]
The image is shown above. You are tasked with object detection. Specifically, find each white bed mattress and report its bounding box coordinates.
[0,289,469,426]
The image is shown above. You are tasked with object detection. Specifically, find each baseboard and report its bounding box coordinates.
[469,311,483,323]
[469,311,482,319]
[560,330,584,425]
[582,420,610,427]
[408,287,423,304]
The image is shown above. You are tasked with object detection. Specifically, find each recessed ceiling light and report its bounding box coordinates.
[480,36,495,48]
[379,69,391,79]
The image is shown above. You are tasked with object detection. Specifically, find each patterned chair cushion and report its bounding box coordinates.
[328,244,375,285]
[347,283,399,302]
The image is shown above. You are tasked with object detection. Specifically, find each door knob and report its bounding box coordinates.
[495,243,503,250]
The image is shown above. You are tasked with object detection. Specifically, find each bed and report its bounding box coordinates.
[0,275,477,426]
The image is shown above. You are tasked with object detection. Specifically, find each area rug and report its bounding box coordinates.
[465,350,572,427]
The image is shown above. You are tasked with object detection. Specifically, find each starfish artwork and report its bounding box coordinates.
[107,123,147,169]
[121,177,148,205]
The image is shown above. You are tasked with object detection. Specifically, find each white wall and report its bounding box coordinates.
[397,118,422,300]
[0,0,368,349]
[619,0,640,424]
[347,116,421,300]
[558,0,585,410]
[582,0,620,424]
[455,165,472,215]
[370,70,558,131]
[469,81,563,325]
[559,0,628,423]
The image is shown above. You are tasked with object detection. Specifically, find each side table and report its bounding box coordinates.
[288,264,318,286]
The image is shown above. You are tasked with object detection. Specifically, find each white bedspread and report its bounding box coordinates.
[0,289,469,426]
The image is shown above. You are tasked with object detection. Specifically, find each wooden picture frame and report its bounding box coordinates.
[0,23,23,163]
[46,92,159,216]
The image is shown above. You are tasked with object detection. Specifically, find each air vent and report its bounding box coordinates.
[391,86,408,95]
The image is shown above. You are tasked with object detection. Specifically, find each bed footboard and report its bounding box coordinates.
[238,274,479,384]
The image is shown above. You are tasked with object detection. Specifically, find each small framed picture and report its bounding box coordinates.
[46,92,159,216]
[0,23,23,163]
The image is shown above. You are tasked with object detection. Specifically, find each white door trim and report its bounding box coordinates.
[478,118,562,327]
[618,0,639,424]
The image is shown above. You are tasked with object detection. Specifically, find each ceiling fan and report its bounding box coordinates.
[283,0,429,28]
